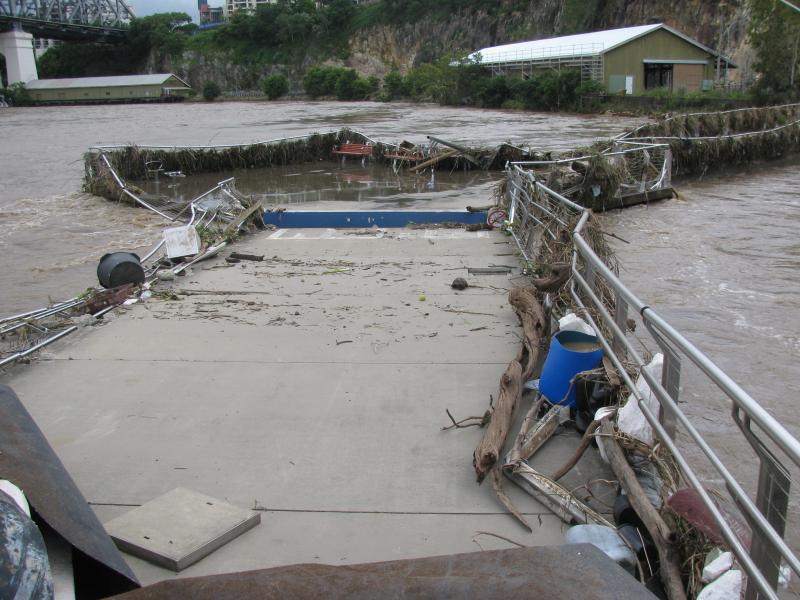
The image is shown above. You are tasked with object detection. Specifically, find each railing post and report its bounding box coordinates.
[659,346,680,440]
[642,322,681,440]
[746,447,790,600]
[583,261,596,297]
[612,292,628,357]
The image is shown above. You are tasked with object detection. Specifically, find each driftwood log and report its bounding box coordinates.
[509,394,545,464]
[530,263,571,293]
[490,466,531,531]
[473,287,547,483]
[550,420,601,481]
[473,360,522,483]
[410,149,460,172]
[508,287,548,381]
[600,420,687,600]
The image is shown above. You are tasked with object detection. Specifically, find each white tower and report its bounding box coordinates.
[0,27,39,85]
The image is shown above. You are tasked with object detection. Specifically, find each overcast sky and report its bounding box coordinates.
[127,0,224,21]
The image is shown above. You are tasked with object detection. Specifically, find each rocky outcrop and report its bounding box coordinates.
[157,0,752,90]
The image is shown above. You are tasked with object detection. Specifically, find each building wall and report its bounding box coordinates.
[30,83,188,103]
[604,29,715,95]
[225,0,275,17]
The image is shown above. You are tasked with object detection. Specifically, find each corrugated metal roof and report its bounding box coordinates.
[27,74,191,90]
[468,24,734,66]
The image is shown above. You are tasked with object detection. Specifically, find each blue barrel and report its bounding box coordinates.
[539,330,603,406]
[97,252,144,289]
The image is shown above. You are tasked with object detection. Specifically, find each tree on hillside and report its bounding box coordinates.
[748,0,800,96]
[203,81,221,101]
[37,12,195,78]
[263,73,289,99]
[127,12,195,70]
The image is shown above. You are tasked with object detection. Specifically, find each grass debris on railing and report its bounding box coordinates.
[620,103,800,177]
[85,129,367,182]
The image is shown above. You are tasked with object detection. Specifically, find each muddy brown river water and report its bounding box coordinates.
[0,101,640,315]
[2,101,799,551]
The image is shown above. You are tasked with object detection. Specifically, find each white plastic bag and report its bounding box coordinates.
[558,312,595,336]
[697,570,742,600]
[702,551,733,583]
[616,354,664,446]
[592,406,617,463]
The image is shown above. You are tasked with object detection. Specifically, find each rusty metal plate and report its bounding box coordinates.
[112,544,655,600]
[0,385,139,597]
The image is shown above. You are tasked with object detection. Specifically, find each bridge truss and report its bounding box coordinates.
[0,0,135,39]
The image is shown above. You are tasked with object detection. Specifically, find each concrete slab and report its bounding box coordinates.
[105,488,260,571]
[1,228,614,586]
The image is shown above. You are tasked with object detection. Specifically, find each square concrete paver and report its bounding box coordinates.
[105,488,261,571]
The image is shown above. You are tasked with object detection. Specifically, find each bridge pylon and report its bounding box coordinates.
[0,26,38,85]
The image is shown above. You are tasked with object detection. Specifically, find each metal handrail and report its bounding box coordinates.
[504,163,799,599]
[615,102,800,140]
[88,129,395,153]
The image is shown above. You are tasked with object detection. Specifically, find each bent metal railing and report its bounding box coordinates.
[512,143,672,210]
[505,163,800,600]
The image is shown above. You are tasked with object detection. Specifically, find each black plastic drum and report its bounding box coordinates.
[97,252,145,289]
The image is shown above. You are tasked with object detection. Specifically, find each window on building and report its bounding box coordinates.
[645,64,673,91]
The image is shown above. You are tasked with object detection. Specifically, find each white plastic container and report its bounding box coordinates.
[164,225,201,258]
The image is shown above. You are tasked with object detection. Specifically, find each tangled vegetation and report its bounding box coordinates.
[84,128,385,185]
[303,66,376,100]
[392,62,604,111]
[748,0,800,103]
[0,82,31,106]
[39,12,196,77]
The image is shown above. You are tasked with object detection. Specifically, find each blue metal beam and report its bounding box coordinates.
[262,210,488,229]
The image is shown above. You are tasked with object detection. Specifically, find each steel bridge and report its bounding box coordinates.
[0,0,134,40]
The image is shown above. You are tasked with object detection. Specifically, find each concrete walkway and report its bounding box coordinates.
[2,227,611,585]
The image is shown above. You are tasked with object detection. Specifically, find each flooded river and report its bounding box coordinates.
[0,101,639,315]
[1,101,799,527]
[601,160,800,512]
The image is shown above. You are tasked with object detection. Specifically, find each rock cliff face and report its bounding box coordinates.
[167,0,752,90]
[348,0,751,78]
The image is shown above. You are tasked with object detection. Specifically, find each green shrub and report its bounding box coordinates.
[303,65,372,100]
[334,69,371,100]
[303,65,348,97]
[303,66,327,97]
[335,68,359,99]
[383,69,406,99]
[501,98,525,110]
[479,75,510,108]
[263,73,289,99]
[1,82,31,106]
[351,76,373,99]
[202,81,221,101]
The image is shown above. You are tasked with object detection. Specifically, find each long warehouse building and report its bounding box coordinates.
[468,23,736,95]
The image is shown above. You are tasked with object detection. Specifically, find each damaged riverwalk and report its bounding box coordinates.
[2,226,614,586]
